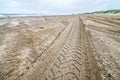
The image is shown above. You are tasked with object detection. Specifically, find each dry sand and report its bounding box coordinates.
[0,14,120,80]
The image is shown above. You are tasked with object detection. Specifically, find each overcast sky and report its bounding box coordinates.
[0,0,120,15]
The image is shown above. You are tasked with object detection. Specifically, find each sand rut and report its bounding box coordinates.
[0,15,120,80]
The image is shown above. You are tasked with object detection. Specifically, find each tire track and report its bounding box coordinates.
[40,16,102,80]
[86,24,120,43]
[0,18,66,80]
[21,17,76,80]
[87,16,120,27]
[41,17,81,80]
[1,15,120,80]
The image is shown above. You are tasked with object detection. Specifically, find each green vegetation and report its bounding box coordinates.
[88,9,120,14]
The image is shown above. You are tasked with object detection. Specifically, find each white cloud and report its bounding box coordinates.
[0,0,120,14]
[43,0,74,6]
[8,0,21,7]
[41,0,77,10]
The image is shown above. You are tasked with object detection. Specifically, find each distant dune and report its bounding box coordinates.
[86,9,120,14]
